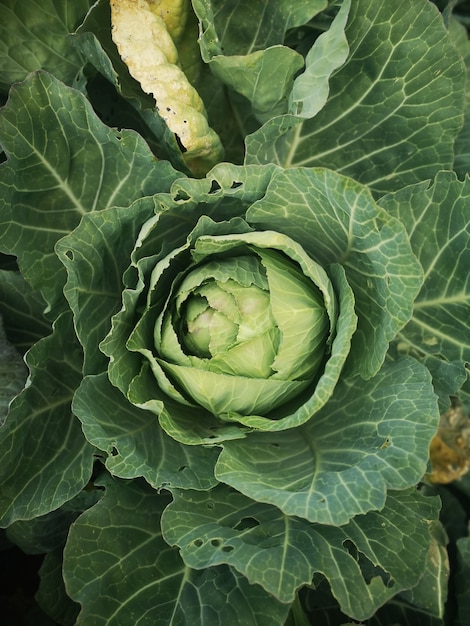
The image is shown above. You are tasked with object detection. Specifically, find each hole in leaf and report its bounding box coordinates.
[221,545,234,553]
[230,181,243,189]
[110,446,118,457]
[343,539,393,587]
[193,538,203,547]
[210,538,221,547]
[343,539,358,560]
[270,442,280,448]
[174,133,187,153]
[65,250,74,261]
[174,189,190,201]
[209,180,221,194]
[233,517,260,532]
[178,465,188,472]
[380,437,391,450]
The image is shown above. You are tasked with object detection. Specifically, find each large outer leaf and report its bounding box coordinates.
[63,475,290,625]
[450,16,470,178]
[215,357,438,525]
[161,485,440,622]
[0,313,94,527]
[0,0,92,92]
[378,172,470,370]
[245,0,464,196]
[72,372,219,491]
[37,549,80,626]
[0,270,50,353]
[398,521,449,620]
[0,71,179,310]
[56,200,162,375]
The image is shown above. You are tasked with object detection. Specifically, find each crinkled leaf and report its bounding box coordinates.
[110,0,223,175]
[215,357,438,525]
[247,167,423,380]
[0,269,50,353]
[0,315,27,425]
[69,0,189,171]
[246,0,465,195]
[72,372,219,491]
[0,71,178,311]
[0,0,92,92]
[378,172,470,375]
[162,485,440,622]
[64,475,290,625]
[0,313,94,527]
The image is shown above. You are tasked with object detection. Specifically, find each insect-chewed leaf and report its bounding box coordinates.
[110,0,223,175]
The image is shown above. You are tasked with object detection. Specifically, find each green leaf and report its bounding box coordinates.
[37,549,80,626]
[72,372,219,491]
[449,16,470,178]
[399,521,449,619]
[289,0,351,118]
[455,535,470,626]
[6,508,78,554]
[206,45,304,124]
[0,71,179,311]
[0,0,92,93]
[247,167,423,380]
[245,0,465,195]
[0,312,94,527]
[215,357,438,525]
[64,475,290,625]
[378,172,470,369]
[194,0,327,57]
[56,198,180,375]
[193,0,327,123]
[0,314,27,425]
[161,485,440,622]
[421,356,467,413]
[4,486,100,554]
[0,269,50,353]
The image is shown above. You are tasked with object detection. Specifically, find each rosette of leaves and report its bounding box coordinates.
[53,161,437,525]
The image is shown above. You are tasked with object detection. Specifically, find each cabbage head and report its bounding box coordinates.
[93,164,423,444]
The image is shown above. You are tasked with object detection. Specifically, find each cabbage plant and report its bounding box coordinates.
[0,0,470,624]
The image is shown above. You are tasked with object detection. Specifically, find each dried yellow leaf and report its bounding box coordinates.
[427,404,470,484]
[143,0,190,44]
[110,0,223,175]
